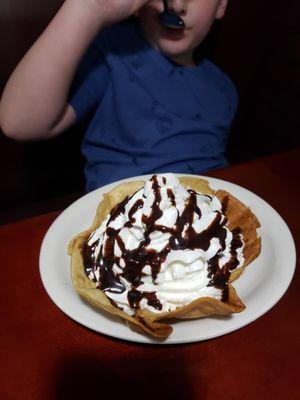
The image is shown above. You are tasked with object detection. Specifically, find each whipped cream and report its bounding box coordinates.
[83,174,244,315]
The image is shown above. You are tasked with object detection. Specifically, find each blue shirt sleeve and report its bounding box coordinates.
[69,38,110,120]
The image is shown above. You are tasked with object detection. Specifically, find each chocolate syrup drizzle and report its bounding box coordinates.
[82,175,243,310]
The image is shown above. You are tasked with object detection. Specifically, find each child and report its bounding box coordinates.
[0,0,237,192]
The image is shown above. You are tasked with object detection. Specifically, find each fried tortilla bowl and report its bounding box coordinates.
[68,177,261,340]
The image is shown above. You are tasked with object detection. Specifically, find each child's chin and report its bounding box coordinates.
[159,38,191,54]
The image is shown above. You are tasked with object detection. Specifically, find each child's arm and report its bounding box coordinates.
[0,0,150,140]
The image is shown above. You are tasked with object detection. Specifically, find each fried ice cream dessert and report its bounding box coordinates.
[68,174,261,339]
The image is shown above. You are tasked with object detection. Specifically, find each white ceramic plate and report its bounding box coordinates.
[39,174,296,344]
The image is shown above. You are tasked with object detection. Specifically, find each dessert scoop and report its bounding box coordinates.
[69,174,261,339]
[160,0,185,29]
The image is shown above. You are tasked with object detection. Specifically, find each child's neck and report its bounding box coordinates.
[169,53,197,68]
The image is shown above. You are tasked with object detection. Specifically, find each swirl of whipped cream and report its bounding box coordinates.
[83,174,244,315]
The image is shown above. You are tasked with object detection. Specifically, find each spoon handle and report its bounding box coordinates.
[162,0,170,12]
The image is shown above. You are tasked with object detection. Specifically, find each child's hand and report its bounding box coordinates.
[0,0,152,140]
[82,0,151,26]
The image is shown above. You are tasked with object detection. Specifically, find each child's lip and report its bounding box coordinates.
[161,26,186,38]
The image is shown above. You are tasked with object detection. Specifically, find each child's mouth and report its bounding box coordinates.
[161,26,186,40]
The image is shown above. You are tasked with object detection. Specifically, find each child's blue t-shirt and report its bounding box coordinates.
[69,21,238,192]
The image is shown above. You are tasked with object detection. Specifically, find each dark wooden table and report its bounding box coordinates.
[1,149,299,400]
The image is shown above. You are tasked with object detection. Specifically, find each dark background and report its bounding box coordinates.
[0,0,299,224]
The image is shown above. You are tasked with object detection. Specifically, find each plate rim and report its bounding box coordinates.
[39,173,297,344]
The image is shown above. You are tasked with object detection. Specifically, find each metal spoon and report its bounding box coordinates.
[159,0,185,29]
